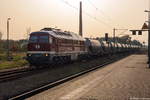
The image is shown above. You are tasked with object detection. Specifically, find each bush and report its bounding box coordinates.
[0,52,28,70]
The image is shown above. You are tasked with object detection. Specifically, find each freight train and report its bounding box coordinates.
[26,28,141,66]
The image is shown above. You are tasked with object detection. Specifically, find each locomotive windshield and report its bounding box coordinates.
[39,36,49,43]
[29,35,49,43]
[29,36,38,43]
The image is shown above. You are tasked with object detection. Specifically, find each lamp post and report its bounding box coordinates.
[7,18,11,61]
[145,10,150,67]
[79,1,83,37]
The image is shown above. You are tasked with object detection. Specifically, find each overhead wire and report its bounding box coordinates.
[87,0,127,30]
[87,0,112,21]
[60,0,78,10]
[59,0,113,28]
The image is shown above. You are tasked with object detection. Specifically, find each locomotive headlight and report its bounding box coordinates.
[45,53,49,56]
[27,53,31,56]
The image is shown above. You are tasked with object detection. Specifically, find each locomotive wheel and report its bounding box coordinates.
[29,64,36,69]
[53,57,63,65]
[63,56,68,64]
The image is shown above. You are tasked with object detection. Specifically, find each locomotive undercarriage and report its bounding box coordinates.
[27,52,87,66]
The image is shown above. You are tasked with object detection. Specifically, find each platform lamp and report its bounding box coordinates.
[7,18,11,61]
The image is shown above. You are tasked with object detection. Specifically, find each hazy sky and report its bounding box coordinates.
[0,0,149,44]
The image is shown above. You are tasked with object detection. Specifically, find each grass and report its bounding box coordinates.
[0,52,28,70]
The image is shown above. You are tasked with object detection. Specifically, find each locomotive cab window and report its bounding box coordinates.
[39,36,49,43]
[29,36,38,43]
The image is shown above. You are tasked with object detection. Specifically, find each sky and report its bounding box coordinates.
[0,0,149,44]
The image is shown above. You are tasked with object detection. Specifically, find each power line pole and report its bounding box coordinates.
[113,28,116,47]
[113,28,128,48]
[79,1,83,37]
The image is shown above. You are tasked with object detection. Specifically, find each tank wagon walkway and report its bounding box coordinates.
[27,54,150,100]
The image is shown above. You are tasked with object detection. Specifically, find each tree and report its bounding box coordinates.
[0,31,3,40]
[0,31,3,52]
[26,27,31,40]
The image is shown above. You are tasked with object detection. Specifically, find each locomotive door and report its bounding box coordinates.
[54,38,59,53]
[49,36,55,52]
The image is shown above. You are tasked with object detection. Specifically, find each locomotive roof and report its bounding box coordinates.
[31,30,85,41]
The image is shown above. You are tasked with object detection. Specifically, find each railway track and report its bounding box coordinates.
[0,67,32,83]
[8,53,130,100]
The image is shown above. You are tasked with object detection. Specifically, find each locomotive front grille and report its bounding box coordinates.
[27,53,52,65]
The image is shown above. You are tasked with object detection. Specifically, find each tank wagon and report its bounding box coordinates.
[27,28,141,66]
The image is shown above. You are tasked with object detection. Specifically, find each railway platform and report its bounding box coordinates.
[27,54,150,100]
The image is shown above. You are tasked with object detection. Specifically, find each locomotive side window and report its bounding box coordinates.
[49,36,53,44]
[29,36,38,43]
[39,36,49,43]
